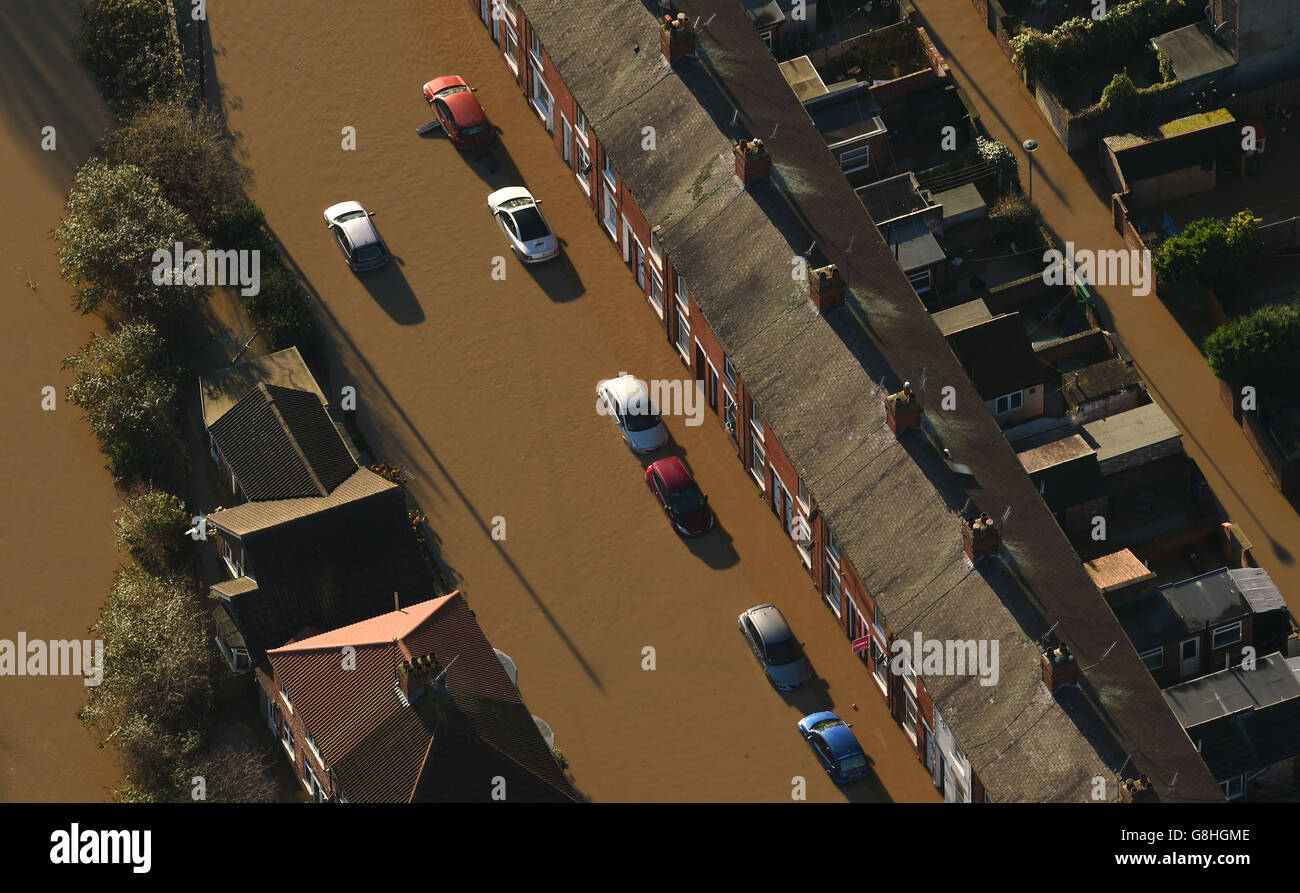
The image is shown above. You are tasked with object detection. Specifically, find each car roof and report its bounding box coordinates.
[443,90,487,127]
[338,215,380,249]
[745,604,794,644]
[427,75,469,93]
[649,456,692,490]
[604,374,650,407]
[821,722,862,758]
[488,186,534,206]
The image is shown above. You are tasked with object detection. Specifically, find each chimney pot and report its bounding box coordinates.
[1041,641,1079,693]
[885,382,921,434]
[735,139,771,186]
[962,512,999,560]
[809,263,844,311]
[661,12,695,63]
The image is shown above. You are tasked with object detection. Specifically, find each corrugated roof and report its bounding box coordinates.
[207,466,394,536]
[516,0,1222,802]
[208,383,357,501]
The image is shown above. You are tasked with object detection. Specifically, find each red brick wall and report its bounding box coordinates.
[257,667,333,800]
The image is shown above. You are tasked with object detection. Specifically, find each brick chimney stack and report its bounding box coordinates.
[1120,775,1159,803]
[396,652,443,701]
[810,264,844,310]
[661,12,694,63]
[962,512,999,561]
[735,138,771,185]
[885,382,920,433]
[1040,641,1078,692]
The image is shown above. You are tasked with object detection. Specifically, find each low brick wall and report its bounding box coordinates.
[984,271,1054,314]
[1243,411,1300,499]
[1034,328,1112,366]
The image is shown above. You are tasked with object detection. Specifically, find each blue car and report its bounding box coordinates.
[798,711,869,784]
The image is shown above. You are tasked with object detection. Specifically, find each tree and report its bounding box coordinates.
[1204,301,1300,389]
[80,564,211,800]
[100,103,249,238]
[55,160,206,322]
[80,0,187,118]
[115,484,190,573]
[1154,211,1264,304]
[184,746,281,803]
[63,322,184,487]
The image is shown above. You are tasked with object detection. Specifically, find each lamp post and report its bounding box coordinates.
[1022,138,1038,202]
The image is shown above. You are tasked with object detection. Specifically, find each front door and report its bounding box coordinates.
[1179,637,1201,677]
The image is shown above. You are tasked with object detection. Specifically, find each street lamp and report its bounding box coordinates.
[1022,138,1038,202]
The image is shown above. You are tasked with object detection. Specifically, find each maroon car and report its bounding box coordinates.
[645,457,714,537]
[422,76,495,150]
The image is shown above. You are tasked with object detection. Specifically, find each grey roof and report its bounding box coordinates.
[884,216,946,274]
[857,172,930,226]
[1230,567,1286,615]
[1081,403,1181,469]
[200,346,326,428]
[741,0,785,29]
[805,83,886,145]
[1116,567,1253,652]
[1163,653,1300,779]
[931,299,991,336]
[1152,22,1237,83]
[517,0,1222,802]
[208,466,395,537]
[934,183,986,227]
[208,383,358,501]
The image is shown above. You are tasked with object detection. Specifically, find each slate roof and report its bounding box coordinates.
[946,313,1044,400]
[1115,568,1253,652]
[214,484,436,657]
[517,0,1222,802]
[207,383,357,501]
[268,594,577,802]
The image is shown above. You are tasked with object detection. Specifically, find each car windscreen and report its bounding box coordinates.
[461,122,490,136]
[669,485,706,516]
[511,206,550,242]
[354,243,383,262]
[336,210,367,222]
[436,85,471,99]
[764,636,803,666]
[810,719,842,734]
[838,753,867,774]
[621,398,660,432]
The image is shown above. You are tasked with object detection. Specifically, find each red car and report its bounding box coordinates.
[422,76,495,150]
[645,457,714,537]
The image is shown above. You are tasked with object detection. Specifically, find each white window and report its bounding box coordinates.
[1220,775,1245,801]
[504,21,519,73]
[723,355,737,388]
[305,732,323,767]
[750,431,766,488]
[528,29,542,65]
[603,189,618,238]
[908,269,933,294]
[574,105,588,143]
[280,716,295,757]
[839,143,871,174]
[650,227,663,267]
[797,476,809,510]
[994,390,1024,416]
[824,560,842,616]
[562,115,572,163]
[760,28,775,50]
[675,274,688,309]
[530,65,553,130]
[750,402,763,441]
[303,757,324,802]
[902,654,917,693]
[649,268,664,316]
[603,153,616,191]
[825,529,840,567]
[1212,621,1243,650]
[575,141,591,194]
[1138,647,1164,671]
[280,685,293,713]
[634,240,646,290]
[675,305,691,359]
[723,389,738,440]
[903,690,919,744]
[871,632,889,693]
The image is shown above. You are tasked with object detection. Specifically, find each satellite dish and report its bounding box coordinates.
[494,648,519,689]
[533,715,556,753]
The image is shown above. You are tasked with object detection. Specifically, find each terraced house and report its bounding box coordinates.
[471,0,1225,801]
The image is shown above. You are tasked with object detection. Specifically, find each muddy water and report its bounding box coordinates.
[913,0,1300,615]
[209,0,938,800]
[0,0,123,800]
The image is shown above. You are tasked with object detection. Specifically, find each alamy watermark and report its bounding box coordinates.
[1042,241,1151,297]
[152,241,261,296]
[889,631,1000,687]
[595,376,704,427]
[0,633,103,686]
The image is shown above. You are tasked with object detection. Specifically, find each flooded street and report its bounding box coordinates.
[0,0,123,800]
[208,0,938,800]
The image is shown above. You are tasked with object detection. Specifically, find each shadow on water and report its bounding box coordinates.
[528,249,585,302]
[359,255,425,325]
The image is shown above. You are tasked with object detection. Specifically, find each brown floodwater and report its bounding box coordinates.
[0,0,123,800]
[208,0,939,801]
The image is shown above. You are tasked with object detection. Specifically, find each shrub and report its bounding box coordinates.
[1204,302,1300,389]
[183,746,280,803]
[100,102,249,237]
[114,484,190,573]
[1154,211,1263,304]
[80,564,211,801]
[63,322,184,487]
[79,0,187,118]
[55,160,206,322]
[246,258,321,358]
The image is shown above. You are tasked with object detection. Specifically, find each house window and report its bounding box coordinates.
[750,431,767,488]
[530,64,553,130]
[603,189,618,238]
[1220,775,1245,801]
[675,274,688,309]
[825,529,840,567]
[280,717,295,757]
[305,732,323,767]
[797,476,809,510]
[496,0,517,23]
[871,633,889,693]
[648,268,664,316]
[574,105,587,142]
[908,269,932,294]
[824,560,842,616]
[303,758,324,802]
[650,228,663,267]
[675,305,691,359]
[562,115,572,163]
[723,355,737,389]
[902,654,917,693]
[903,689,919,744]
[504,21,519,73]
[723,390,738,440]
[839,144,871,174]
[528,29,542,65]
[280,685,293,713]
[575,141,591,194]
[1212,621,1242,650]
[760,28,775,51]
[994,390,1024,416]
[1138,647,1164,671]
[603,153,616,191]
[750,403,763,441]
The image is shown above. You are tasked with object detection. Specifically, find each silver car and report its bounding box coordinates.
[596,373,669,452]
[323,201,390,272]
[487,186,559,263]
[738,604,813,690]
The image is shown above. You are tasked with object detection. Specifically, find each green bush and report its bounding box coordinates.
[80,563,211,801]
[100,102,248,237]
[55,160,206,322]
[63,322,185,488]
[79,0,187,118]
[114,484,190,573]
[1154,211,1263,304]
[1204,302,1300,389]
[246,258,321,358]
[208,197,270,252]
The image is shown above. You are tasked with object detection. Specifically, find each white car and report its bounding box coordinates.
[487,186,559,263]
[323,201,390,271]
[596,373,669,453]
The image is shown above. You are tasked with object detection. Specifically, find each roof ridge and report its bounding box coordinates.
[260,383,330,497]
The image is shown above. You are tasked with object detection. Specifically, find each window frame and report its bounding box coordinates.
[839,143,871,174]
[994,390,1024,416]
[823,560,843,617]
[1138,646,1164,671]
[675,304,691,360]
[1211,621,1243,650]
[749,430,767,489]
